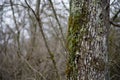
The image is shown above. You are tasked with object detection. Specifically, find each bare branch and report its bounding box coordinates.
[110,21,120,28]
[10,0,18,30]
[25,0,61,80]
[112,9,120,21]
[49,0,65,43]
[10,0,21,58]
[110,9,120,28]
[61,0,69,12]
[22,56,47,80]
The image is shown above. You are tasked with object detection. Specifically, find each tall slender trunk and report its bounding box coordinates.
[66,0,110,80]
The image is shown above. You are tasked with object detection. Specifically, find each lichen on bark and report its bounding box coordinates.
[66,0,89,79]
[66,0,109,80]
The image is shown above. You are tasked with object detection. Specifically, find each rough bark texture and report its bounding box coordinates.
[66,0,110,80]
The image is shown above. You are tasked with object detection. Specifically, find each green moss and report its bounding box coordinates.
[66,5,89,79]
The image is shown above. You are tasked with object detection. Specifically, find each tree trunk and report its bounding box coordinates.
[66,0,110,80]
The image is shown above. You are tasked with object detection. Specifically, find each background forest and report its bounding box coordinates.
[0,0,120,80]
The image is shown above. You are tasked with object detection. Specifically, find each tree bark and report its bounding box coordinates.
[66,0,110,80]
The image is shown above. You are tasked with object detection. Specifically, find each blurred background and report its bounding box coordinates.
[0,0,120,80]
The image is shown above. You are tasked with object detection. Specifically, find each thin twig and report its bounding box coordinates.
[24,0,61,80]
[10,0,46,79]
[49,0,65,43]
[61,0,69,12]
[110,9,120,28]
[10,0,21,58]
[22,56,47,80]
[112,9,120,21]
[110,21,120,28]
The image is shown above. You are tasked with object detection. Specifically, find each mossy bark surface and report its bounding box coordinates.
[66,0,110,80]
